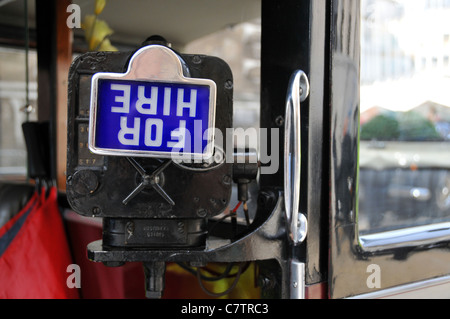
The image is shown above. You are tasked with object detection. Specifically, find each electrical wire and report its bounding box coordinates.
[176,201,252,297]
[177,262,234,282]
[200,262,251,279]
[207,201,242,235]
[231,202,241,237]
[208,211,236,235]
[196,263,244,298]
[243,201,250,226]
[232,201,242,213]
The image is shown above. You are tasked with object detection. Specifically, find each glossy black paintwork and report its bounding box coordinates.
[261,0,329,286]
[328,0,450,299]
[88,189,291,298]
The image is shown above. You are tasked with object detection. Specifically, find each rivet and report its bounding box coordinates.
[275,115,285,127]
[196,209,207,218]
[192,55,202,64]
[225,80,233,90]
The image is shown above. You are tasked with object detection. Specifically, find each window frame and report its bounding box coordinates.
[329,0,450,299]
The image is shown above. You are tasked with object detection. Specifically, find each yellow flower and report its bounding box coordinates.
[94,0,107,16]
[82,15,117,51]
[97,38,118,52]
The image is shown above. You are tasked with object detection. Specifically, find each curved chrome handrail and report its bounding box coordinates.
[284,70,309,245]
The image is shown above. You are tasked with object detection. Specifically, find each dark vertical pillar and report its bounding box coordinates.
[260,0,330,287]
[35,0,72,186]
[35,0,56,182]
[260,0,311,189]
[36,0,56,123]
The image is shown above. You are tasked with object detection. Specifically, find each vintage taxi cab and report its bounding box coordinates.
[0,0,449,300]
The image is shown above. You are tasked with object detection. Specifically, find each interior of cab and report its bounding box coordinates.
[0,0,450,301]
[0,0,266,299]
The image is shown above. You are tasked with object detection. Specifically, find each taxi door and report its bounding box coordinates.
[328,0,450,299]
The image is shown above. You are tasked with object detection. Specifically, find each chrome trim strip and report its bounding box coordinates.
[290,260,306,299]
[349,275,450,299]
[359,222,450,252]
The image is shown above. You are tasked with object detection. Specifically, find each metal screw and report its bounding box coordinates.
[275,115,285,127]
[177,222,185,234]
[210,198,219,208]
[296,213,308,244]
[72,170,99,195]
[258,275,275,290]
[126,222,135,239]
[192,55,202,64]
[196,208,208,218]
[260,277,271,288]
[222,175,232,186]
[225,80,233,90]
[20,104,34,114]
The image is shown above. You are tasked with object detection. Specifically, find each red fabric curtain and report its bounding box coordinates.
[0,187,79,299]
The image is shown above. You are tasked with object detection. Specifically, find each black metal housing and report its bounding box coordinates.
[66,46,234,249]
[66,48,233,221]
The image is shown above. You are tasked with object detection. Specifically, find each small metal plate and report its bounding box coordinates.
[89,45,217,160]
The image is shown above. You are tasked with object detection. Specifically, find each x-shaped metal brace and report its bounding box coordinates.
[122,157,175,206]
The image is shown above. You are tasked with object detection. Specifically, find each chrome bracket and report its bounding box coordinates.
[290,260,306,299]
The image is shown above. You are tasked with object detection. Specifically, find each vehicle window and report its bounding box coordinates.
[0,47,38,181]
[359,0,450,237]
[184,18,261,152]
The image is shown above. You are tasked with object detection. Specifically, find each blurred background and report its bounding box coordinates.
[359,0,450,235]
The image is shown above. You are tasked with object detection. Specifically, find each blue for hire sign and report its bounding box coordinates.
[92,78,214,159]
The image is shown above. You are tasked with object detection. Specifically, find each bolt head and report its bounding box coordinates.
[196,209,208,218]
